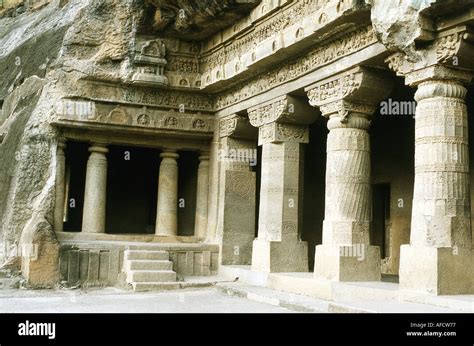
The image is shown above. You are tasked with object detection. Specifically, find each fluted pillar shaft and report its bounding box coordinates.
[54,140,67,233]
[306,66,392,282]
[312,108,381,282]
[82,143,108,233]
[194,154,210,238]
[155,151,179,236]
[323,114,372,246]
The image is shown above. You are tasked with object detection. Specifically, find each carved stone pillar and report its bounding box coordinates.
[82,143,109,233]
[217,114,257,265]
[306,66,392,281]
[387,24,474,293]
[54,139,67,233]
[194,153,210,238]
[399,66,474,294]
[155,150,179,236]
[249,95,316,272]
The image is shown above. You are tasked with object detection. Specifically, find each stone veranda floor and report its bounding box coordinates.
[0,287,293,313]
[0,284,469,313]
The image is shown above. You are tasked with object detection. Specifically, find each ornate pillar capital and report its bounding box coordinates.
[258,122,308,146]
[218,114,256,139]
[305,66,392,126]
[386,27,474,86]
[248,95,315,146]
[248,95,317,128]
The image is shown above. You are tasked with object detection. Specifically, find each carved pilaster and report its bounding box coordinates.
[217,114,257,265]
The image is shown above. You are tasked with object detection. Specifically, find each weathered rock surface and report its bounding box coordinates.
[146,0,261,40]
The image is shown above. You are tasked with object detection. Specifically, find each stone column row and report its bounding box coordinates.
[54,144,209,237]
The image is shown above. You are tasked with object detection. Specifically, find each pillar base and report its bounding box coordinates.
[251,238,308,273]
[400,245,474,295]
[314,244,381,281]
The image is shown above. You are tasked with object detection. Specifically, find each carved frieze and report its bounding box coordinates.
[55,99,214,134]
[214,25,377,110]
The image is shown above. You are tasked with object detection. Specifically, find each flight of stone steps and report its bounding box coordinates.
[123,249,177,292]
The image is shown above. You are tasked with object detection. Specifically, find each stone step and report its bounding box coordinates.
[127,270,177,283]
[132,281,214,292]
[127,260,173,271]
[124,250,169,261]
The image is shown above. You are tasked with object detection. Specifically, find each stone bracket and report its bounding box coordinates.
[248,95,317,128]
[258,122,309,146]
[305,66,393,118]
[218,114,257,139]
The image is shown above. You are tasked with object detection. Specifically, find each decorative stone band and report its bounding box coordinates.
[414,80,467,102]
[55,99,215,134]
[258,122,309,146]
[321,100,375,130]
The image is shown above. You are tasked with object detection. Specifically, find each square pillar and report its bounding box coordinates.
[217,114,258,265]
[251,122,309,272]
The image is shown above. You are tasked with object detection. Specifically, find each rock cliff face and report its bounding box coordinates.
[146,0,261,40]
[0,0,141,287]
[367,0,474,61]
